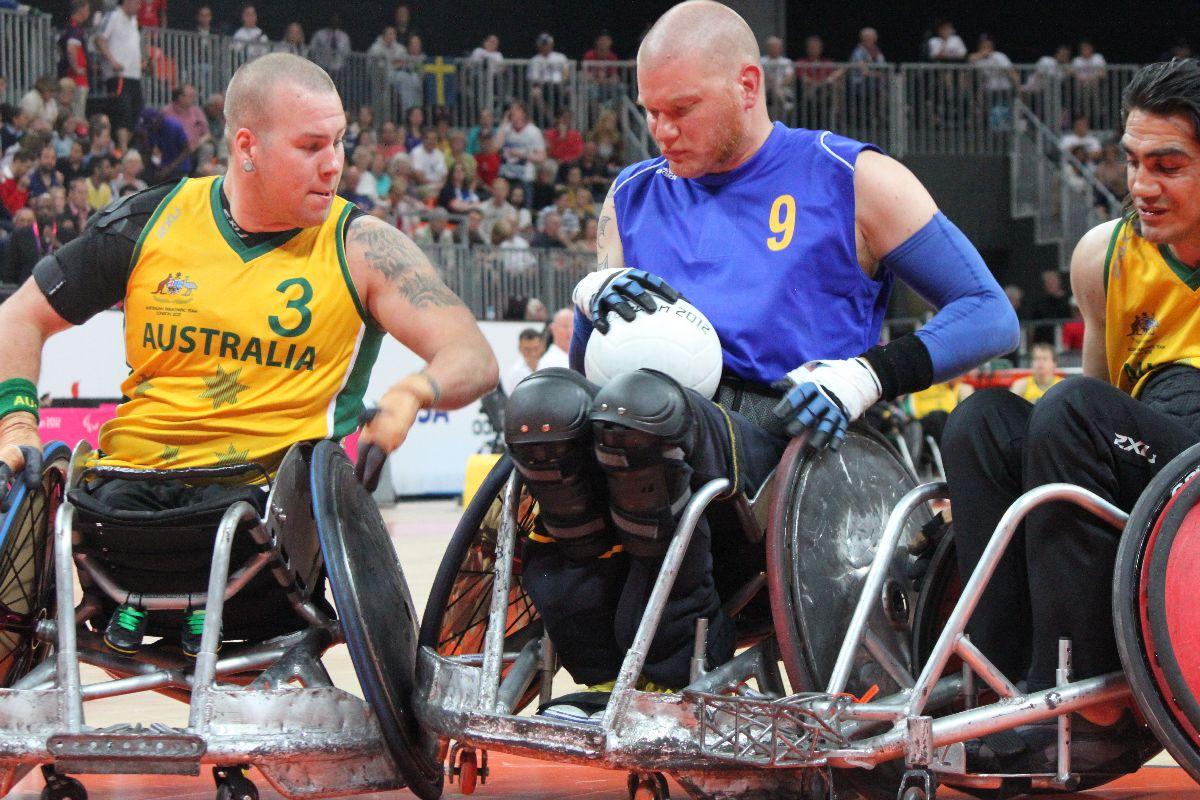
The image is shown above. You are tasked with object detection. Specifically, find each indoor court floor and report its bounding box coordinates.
[10,500,1197,800]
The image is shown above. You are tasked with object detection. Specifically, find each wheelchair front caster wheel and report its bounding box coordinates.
[39,766,86,800]
[458,751,478,795]
[212,766,258,800]
[626,771,669,800]
[897,768,937,800]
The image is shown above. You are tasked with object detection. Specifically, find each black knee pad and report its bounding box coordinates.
[504,368,611,560]
[591,370,696,558]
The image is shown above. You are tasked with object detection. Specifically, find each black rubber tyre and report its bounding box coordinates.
[311,441,443,800]
[0,441,69,686]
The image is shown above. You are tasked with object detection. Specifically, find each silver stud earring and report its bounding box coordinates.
[242,159,254,172]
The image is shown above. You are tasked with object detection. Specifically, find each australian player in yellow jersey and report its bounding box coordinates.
[1008,342,1063,403]
[942,59,1200,774]
[0,53,497,653]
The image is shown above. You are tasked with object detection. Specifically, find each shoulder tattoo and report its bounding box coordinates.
[348,218,464,309]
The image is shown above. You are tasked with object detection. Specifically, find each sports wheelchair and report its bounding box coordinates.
[0,439,443,800]
[415,423,1200,800]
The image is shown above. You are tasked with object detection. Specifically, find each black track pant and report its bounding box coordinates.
[942,377,1200,690]
[521,390,786,689]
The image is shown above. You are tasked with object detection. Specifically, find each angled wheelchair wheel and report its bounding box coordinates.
[417,456,544,710]
[310,441,443,800]
[1115,440,1200,784]
[0,442,69,687]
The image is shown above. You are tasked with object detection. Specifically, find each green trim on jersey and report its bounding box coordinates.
[334,205,383,332]
[331,326,385,438]
[1158,243,1200,291]
[1102,216,1127,299]
[209,176,302,263]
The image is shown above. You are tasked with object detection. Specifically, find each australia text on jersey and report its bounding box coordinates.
[141,323,317,372]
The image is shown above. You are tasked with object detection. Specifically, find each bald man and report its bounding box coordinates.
[506,1,1016,720]
[0,52,496,655]
[536,307,573,370]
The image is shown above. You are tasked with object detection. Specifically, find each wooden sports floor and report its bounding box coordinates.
[11,500,1196,800]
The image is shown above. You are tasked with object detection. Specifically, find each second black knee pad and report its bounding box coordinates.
[505,368,611,560]
[591,370,696,558]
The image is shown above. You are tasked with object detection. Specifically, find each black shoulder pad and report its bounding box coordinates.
[91,181,180,241]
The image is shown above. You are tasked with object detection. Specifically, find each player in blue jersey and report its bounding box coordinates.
[504,0,1019,721]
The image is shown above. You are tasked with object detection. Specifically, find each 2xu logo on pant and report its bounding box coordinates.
[1113,433,1156,464]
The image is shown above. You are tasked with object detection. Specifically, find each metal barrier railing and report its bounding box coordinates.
[0,8,55,107]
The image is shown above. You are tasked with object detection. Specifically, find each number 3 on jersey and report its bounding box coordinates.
[766,194,796,252]
[269,277,313,337]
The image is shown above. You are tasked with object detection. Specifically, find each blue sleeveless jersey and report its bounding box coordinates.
[611,122,889,385]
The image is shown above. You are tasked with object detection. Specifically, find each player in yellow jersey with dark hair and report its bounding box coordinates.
[0,53,497,654]
[942,59,1200,774]
[1008,342,1063,403]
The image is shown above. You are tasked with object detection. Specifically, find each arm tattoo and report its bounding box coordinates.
[598,214,611,239]
[349,219,464,309]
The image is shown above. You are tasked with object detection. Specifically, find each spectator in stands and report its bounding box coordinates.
[480,175,518,239]
[927,19,967,62]
[162,84,208,151]
[413,206,456,247]
[1060,113,1103,156]
[393,4,415,41]
[531,160,558,210]
[1072,39,1107,125]
[310,13,352,88]
[83,119,116,171]
[456,207,486,247]
[58,139,86,183]
[443,130,476,183]
[438,161,480,214]
[0,150,33,224]
[194,91,226,169]
[368,26,409,108]
[137,0,166,29]
[431,114,453,157]
[1157,39,1192,63]
[347,146,379,203]
[28,144,62,199]
[60,177,90,237]
[402,107,425,151]
[501,328,546,396]
[576,141,610,198]
[275,22,308,57]
[410,127,448,197]
[538,186,580,239]
[1072,39,1106,84]
[467,107,497,155]
[968,35,1018,124]
[57,0,91,120]
[498,101,545,194]
[531,210,573,249]
[96,0,145,135]
[850,26,885,67]
[231,4,270,59]
[403,34,430,109]
[492,218,535,275]
[545,109,583,166]
[572,216,599,254]
[20,77,60,132]
[1009,343,1063,404]
[55,80,77,123]
[1092,141,1127,200]
[587,108,623,170]
[848,27,886,126]
[1059,296,1084,352]
[475,133,501,188]
[529,32,571,127]
[1029,268,1072,345]
[1025,44,1072,92]
[136,106,190,182]
[796,35,844,130]
[905,379,973,446]
[761,36,795,120]
[3,195,59,284]
[0,106,26,154]
[537,308,572,369]
[347,105,374,150]
[583,30,621,113]
[383,176,423,234]
[572,186,596,221]
[336,164,372,212]
[192,5,218,96]
[83,155,112,212]
[508,184,534,235]
[468,34,505,112]
[50,115,79,160]
[110,149,147,195]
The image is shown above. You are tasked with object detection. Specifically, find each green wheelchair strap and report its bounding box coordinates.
[0,379,39,423]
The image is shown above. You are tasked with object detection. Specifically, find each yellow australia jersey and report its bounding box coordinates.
[97,175,382,473]
[906,381,962,419]
[1104,215,1200,397]
[1019,374,1063,403]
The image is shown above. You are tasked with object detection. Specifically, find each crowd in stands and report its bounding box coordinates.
[0,0,631,291]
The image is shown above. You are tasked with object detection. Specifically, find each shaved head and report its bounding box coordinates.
[638,1,759,76]
[224,53,338,137]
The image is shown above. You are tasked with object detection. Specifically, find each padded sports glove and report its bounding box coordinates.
[0,411,44,512]
[771,358,882,453]
[572,267,682,334]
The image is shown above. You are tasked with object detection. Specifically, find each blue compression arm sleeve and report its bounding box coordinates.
[568,306,592,374]
[881,213,1019,382]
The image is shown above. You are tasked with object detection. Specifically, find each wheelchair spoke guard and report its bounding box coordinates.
[1116,441,1200,783]
[0,441,69,687]
[311,441,443,800]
